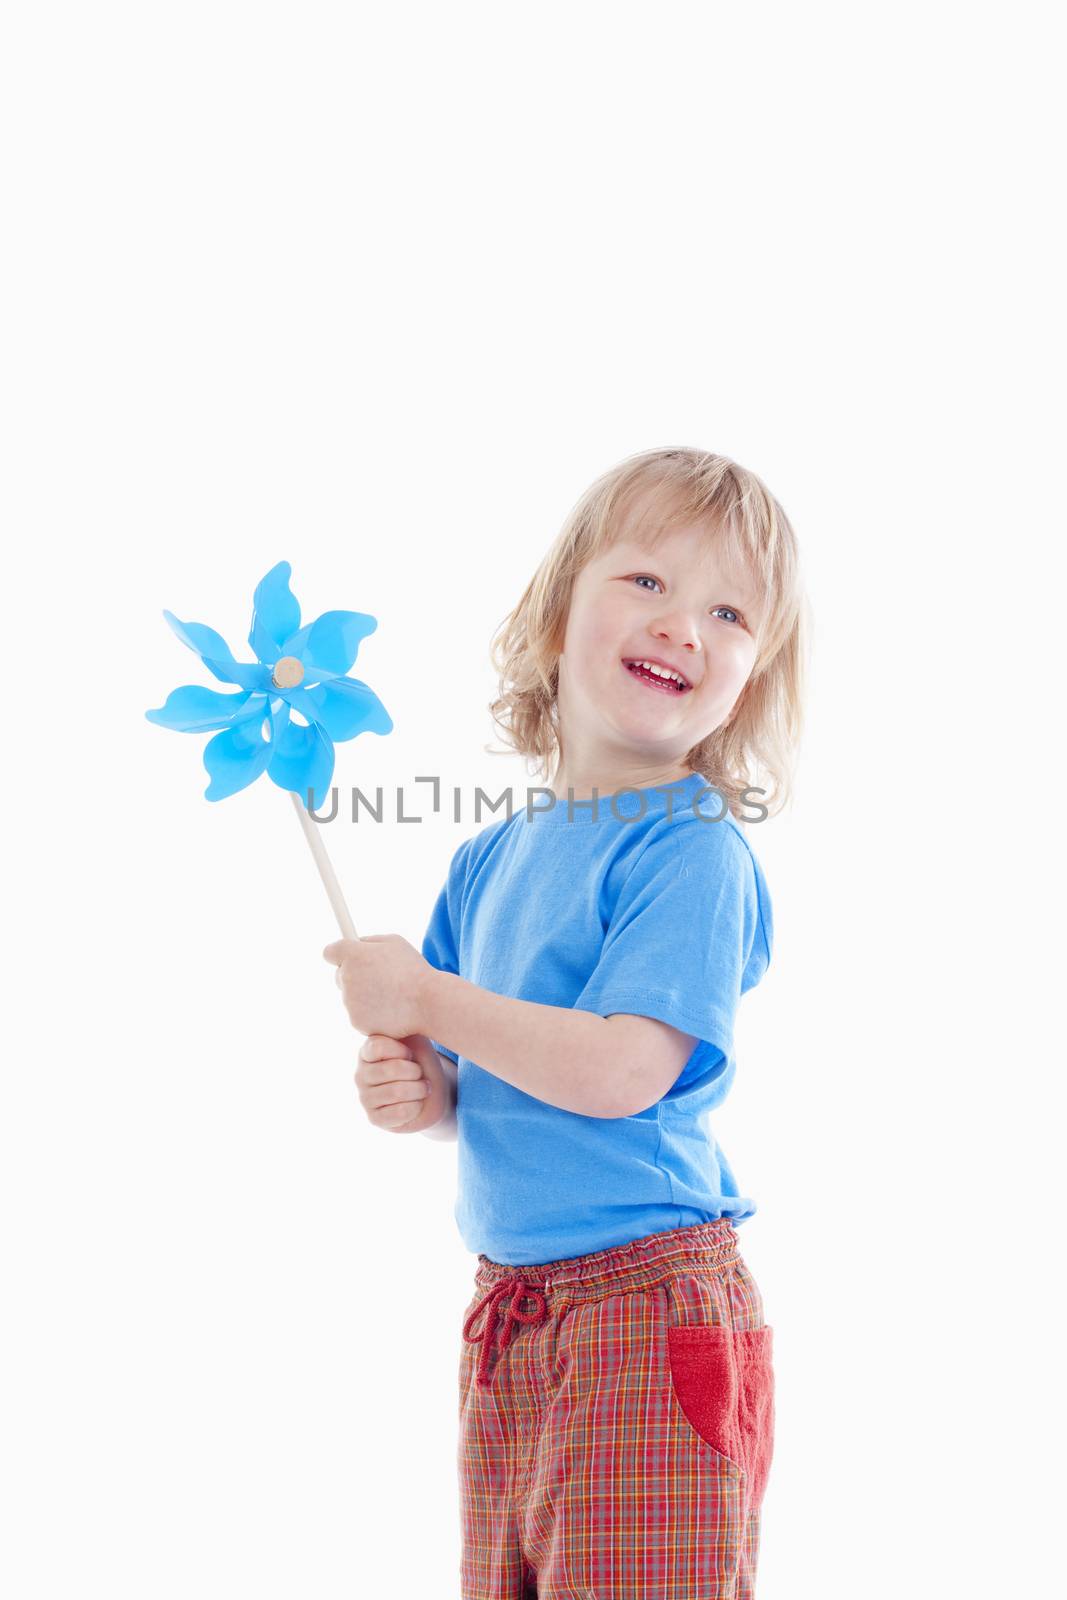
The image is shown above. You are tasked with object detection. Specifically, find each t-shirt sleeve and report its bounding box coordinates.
[420,838,471,1065]
[572,822,772,1101]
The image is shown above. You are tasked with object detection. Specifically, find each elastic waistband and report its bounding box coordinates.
[474,1218,741,1308]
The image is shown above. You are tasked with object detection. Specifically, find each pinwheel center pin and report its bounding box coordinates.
[271,655,305,689]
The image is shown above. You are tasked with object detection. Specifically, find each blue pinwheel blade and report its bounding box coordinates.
[146,685,257,732]
[248,561,302,664]
[266,717,335,811]
[203,701,283,801]
[281,610,378,678]
[163,612,270,691]
[286,678,393,742]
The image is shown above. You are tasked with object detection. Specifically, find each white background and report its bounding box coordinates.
[2,3,1063,1596]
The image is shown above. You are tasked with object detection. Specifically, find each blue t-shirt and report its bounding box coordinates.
[420,771,773,1265]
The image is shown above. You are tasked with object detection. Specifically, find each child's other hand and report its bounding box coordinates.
[355,1032,454,1135]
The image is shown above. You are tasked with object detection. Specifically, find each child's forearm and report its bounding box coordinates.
[420,969,619,1118]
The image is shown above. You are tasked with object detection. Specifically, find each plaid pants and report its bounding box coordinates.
[458,1218,774,1599]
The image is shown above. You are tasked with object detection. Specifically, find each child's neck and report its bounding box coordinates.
[550,760,695,803]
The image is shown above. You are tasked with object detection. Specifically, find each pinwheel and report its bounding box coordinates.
[145,560,392,937]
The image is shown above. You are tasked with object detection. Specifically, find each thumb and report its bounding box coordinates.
[406,1033,447,1072]
[322,938,360,964]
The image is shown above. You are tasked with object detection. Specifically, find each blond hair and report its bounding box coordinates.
[485,447,810,820]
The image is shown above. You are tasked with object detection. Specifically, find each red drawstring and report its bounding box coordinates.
[463,1276,549,1386]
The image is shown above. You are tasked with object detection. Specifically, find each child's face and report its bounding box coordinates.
[556,523,762,772]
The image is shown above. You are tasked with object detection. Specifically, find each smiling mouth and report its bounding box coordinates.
[622,660,692,694]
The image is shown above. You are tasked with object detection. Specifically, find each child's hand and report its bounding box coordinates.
[323,934,433,1039]
[355,1032,454,1135]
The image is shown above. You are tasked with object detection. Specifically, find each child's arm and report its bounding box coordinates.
[420,969,693,1119]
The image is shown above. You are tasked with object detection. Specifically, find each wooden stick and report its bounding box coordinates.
[288,788,358,939]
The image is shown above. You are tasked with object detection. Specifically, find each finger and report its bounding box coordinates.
[359,1036,414,1063]
[358,1060,426,1089]
[374,1101,424,1129]
[359,1079,431,1107]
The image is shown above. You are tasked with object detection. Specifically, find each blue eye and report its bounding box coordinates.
[633,575,661,592]
[714,607,741,625]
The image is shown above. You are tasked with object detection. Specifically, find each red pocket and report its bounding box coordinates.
[667,1323,775,1511]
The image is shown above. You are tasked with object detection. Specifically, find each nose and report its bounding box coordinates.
[649,606,701,654]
